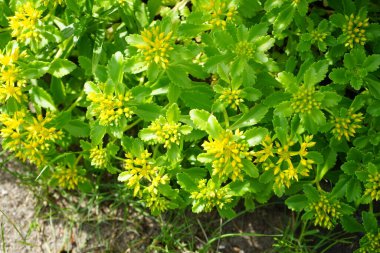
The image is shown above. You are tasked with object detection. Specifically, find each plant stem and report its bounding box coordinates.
[222,108,229,128]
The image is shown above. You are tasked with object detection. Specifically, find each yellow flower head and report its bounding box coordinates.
[202,130,253,181]
[190,179,232,212]
[291,87,321,114]
[307,193,342,230]
[358,232,380,253]
[123,150,158,196]
[8,2,42,41]
[87,89,134,126]
[219,88,244,110]
[53,165,86,190]
[0,46,21,67]
[147,119,182,148]
[196,0,237,29]
[135,26,174,68]
[235,41,255,59]
[255,135,315,189]
[342,13,369,48]
[364,172,380,201]
[332,109,364,141]
[89,146,107,169]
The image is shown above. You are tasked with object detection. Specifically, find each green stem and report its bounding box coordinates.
[74,154,83,167]
[222,107,230,128]
[124,118,143,132]
[66,91,84,112]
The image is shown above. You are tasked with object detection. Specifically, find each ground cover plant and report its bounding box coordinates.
[0,0,380,251]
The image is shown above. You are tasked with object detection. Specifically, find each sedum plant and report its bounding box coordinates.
[1,0,380,250]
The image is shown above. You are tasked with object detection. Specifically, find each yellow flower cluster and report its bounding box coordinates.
[147,119,182,148]
[89,146,107,169]
[122,150,170,213]
[308,193,342,230]
[123,150,169,196]
[342,14,369,48]
[8,2,42,42]
[87,91,134,126]
[53,165,86,190]
[254,135,316,189]
[332,110,364,141]
[135,26,174,68]
[235,41,254,59]
[358,232,380,253]
[291,87,321,114]
[190,179,232,212]
[202,130,253,181]
[206,0,237,29]
[0,45,26,103]
[0,111,62,167]
[219,88,244,110]
[311,30,328,42]
[364,172,380,201]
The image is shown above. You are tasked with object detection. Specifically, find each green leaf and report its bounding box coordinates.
[285,195,308,211]
[367,100,380,116]
[329,68,348,84]
[306,151,324,164]
[263,92,292,107]
[30,87,56,111]
[364,54,380,72]
[63,119,90,137]
[321,91,342,107]
[273,4,295,35]
[362,211,378,233]
[242,159,259,178]
[181,84,214,110]
[229,181,250,196]
[20,61,50,79]
[166,103,181,122]
[244,127,268,147]
[304,60,329,87]
[178,23,211,37]
[118,171,132,182]
[345,178,362,202]
[341,216,364,233]
[48,59,77,78]
[90,124,106,145]
[50,77,66,105]
[134,103,163,121]
[341,161,358,175]
[190,109,223,138]
[303,184,319,202]
[230,104,268,130]
[166,65,192,88]
[107,51,124,86]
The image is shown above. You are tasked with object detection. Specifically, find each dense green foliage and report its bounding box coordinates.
[1,0,380,251]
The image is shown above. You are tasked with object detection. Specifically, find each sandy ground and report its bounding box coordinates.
[0,160,287,253]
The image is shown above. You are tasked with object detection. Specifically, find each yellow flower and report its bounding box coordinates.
[364,172,380,201]
[235,41,255,59]
[197,0,237,29]
[8,2,42,41]
[219,88,244,110]
[307,193,342,230]
[147,119,182,148]
[291,87,321,114]
[342,13,369,48]
[123,150,158,196]
[135,26,174,68]
[89,146,107,169]
[0,46,20,66]
[332,110,364,141]
[0,65,20,85]
[190,179,232,212]
[144,192,170,213]
[53,165,86,190]
[202,130,253,181]
[255,135,315,189]
[0,111,62,167]
[358,232,380,253]
[87,89,134,126]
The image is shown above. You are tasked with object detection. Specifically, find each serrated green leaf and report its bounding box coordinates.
[30,87,56,111]
[364,54,380,72]
[345,178,362,202]
[242,159,259,178]
[48,59,77,78]
[285,194,308,211]
[303,184,319,202]
[63,119,90,137]
[230,104,268,130]
[166,65,192,88]
[362,211,378,233]
[134,103,163,121]
[340,216,364,233]
[90,124,106,145]
[304,60,329,87]
[245,127,268,147]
